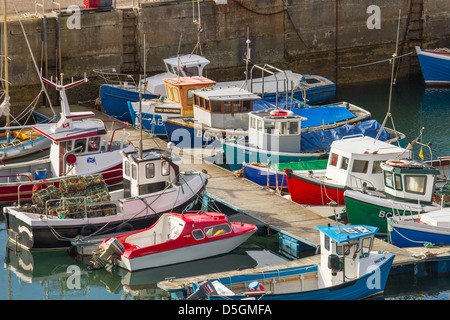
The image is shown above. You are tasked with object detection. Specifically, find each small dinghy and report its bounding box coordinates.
[90,211,257,271]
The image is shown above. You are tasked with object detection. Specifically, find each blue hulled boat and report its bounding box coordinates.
[416,46,450,86]
[158,224,395,300]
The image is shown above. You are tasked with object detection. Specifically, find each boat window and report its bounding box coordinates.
[352,160,369,173]
[394,174,403,191]
[384,171,394,189]
[340,157,349,170]
[330,153,339,167]
[224,101,232,113]
[194,94,199,107]
[146,163,155,179]
[290,121,299,134]
[211,100,222,113]
[172,87,180,103]
[361,237,372,257]
[124,160,130,177]
[276,122,288,135]
[131,163,137,180]
[257,119,263,132]
[187,90,194,106]
[232,101,241,113]
[87,136,101,152]
[324,235,330,251]
[166,86,174,101]
[166,64,175,74]
[264,121,275,134]
[250,117,256,130]
[74,138,86,153]
[372,161,382,174]
[185,66,199,77]
[204,223,232,238]
[243,100,252,112]
[404,175,427,195]
[162,161,170,176]
[336,244,343,256]
[192,229,205,240]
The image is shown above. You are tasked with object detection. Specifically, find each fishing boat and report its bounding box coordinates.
[89,211,256,271]
[0,76,134,204]
[222,104,403,171]
[128,76,217,136]
[344,159,445,235]
[236,159,328,190]
[388,207,450,248]
[96,54,211,123]
[415,46,450,86]
[158,224,394,300]
[4,147,208,249]
[284,135,410,206]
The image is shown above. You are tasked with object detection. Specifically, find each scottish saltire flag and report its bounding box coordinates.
[87,157,96,164]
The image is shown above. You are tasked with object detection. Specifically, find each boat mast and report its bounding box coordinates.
[3,0,9,142]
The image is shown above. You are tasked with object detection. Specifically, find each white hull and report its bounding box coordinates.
[118,231,255,271]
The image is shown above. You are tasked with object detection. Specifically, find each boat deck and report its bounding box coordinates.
[37,106,450,281]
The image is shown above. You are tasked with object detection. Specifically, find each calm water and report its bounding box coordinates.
[1,75,449,300]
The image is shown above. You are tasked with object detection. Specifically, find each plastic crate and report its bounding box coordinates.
[84,0,100,8]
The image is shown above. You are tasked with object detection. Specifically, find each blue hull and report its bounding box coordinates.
[416,49,450,85]
[390,225,450,248]
[100,84,157,123]
[165,120,217,149]
[223,142,323,171]
[127,102,168,136]
[242,165,288,189]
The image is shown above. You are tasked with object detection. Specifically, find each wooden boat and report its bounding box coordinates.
[0,76,134,204]
[388,207,450,248]
[89,211,257,271]
[344,159,446,235]
[4,147,208,249]
[97,54,210,123]
[158,224,395,300]
[415,46,450,86]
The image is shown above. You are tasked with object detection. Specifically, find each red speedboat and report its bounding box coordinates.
[90,212,257,271]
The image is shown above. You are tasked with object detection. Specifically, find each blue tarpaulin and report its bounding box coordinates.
[301,120,390,152]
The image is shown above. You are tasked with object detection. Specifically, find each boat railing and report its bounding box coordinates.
[94,68,139,91]
[348,174,377,191]
[248,64,289,102]
[0,174,33,184]
[102,119,131,152]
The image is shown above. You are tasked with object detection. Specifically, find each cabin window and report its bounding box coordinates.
[372,161,383,174]
[185,66,199,77]
[250,117,256,130]
[324,235,330,251]
[330,153,339,167]
[224,101,232,113]
[87,136,101,152]
[171,87,180,103]
[204,223,232,238]
[131,163,137,180]
[264,121,275,134]
[167,64,176,74]
[243,100,252,112]
[404,175,427,195]
[194,94,199,107]
[192,229,205,240]
[124,160,130,177]
[394,174,403,191]
[340,157,349,170]
[352,160,369,173]
[290,121,299,134]
[384,171,394,189]
[276,122,288,135]
[166,86,174,101]
[74,138,86,153]
[146,163,155,179]
[257,119,263,132]
[187,90,194,106]
[211,100,222,113]
[162,161,170,176]
[361,237,372,257]
[232,101,241,113]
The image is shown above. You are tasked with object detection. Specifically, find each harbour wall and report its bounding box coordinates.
[4,0,450,112]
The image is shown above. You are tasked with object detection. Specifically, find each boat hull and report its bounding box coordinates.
[285,169,346,205]
[416,46,450,86]
[119,230,255,271]
[99,84,157,123]
[344,190,440,235]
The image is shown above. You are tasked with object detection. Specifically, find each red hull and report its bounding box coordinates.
[0,163,123,204]
[285,168,346,206]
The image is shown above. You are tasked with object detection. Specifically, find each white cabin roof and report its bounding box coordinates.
[193,85,261,101]
[330,135,406,156]
[163,54,211,69]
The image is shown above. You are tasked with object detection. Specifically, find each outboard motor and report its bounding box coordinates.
[328,254,343,276]
[186,280,218,300]
[89,238,125,270]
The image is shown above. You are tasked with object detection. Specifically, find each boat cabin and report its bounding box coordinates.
[316,224,378,288]
[163,54,210,78]
[381,160,440,204]
[162,76,216,116]
[121,148,179,198]
[247,108,306,153]
[324,135,411,190]
[192,85,261,129]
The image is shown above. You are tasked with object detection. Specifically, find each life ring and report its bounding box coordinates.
[386,159,410,167]
[32,179,51,194]
[269,109,294,117]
